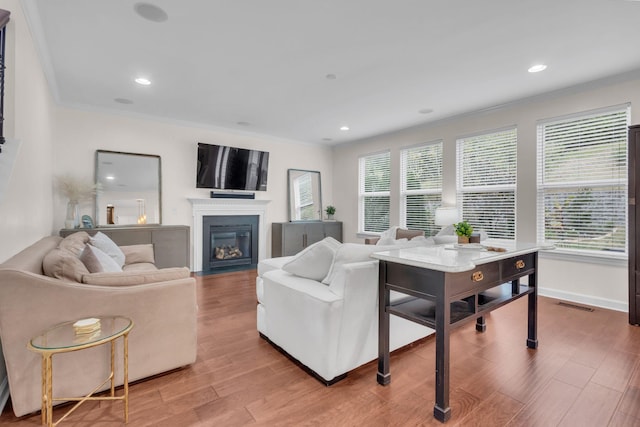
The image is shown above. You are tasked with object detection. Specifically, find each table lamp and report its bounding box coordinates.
[434,206,459,227]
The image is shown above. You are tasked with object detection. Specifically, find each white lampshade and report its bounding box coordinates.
[434,206,459,226]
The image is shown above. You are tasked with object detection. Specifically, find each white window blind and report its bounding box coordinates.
[537,105,629,256]
[359,151,391,233]
[401,142,442,236]
[457,128,517,240]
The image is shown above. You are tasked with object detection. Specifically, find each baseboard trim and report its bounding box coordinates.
[538,287,628,313]
[0,376,9,416]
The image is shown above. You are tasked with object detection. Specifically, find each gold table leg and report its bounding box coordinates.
[124,332,129,423]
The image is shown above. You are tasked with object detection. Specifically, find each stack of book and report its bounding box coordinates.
[73,317,101,336]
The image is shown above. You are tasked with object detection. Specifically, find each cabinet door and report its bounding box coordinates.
[305,223,326,247]
[152,228,189,268]
[323,222,343,242]
[282,223,306,256]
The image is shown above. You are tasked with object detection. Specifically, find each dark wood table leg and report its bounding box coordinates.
[527,269,538,349]
[475,316,486,332]
[434,292,451,422]
[377,261,391,385]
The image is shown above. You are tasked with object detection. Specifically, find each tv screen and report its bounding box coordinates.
[196,143,269,191]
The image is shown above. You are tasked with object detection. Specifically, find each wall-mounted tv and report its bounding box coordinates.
[196,143,269,191]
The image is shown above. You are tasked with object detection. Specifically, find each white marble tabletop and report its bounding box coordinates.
[371,240,554,273]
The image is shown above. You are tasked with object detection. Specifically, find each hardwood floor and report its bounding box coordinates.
[2,270,640,426]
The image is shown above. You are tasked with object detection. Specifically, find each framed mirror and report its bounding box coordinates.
[288,169,322,221]
[95,150,162,226]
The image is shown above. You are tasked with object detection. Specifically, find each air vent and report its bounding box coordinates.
[558,302,594,312]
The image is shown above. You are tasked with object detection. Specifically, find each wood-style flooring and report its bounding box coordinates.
[2,269,640,426]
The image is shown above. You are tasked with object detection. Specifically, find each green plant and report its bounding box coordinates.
[454,221,473,238]
[325,205,336,215]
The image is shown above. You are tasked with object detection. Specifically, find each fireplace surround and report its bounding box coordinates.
[189,198,270,272]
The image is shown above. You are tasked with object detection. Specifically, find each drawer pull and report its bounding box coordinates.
[472,271,484,282]
[515,260,525,269]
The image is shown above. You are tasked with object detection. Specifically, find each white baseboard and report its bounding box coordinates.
[0,376,9,416]
[539,287,628,313]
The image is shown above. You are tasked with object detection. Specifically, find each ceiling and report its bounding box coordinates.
[21,0,640,145]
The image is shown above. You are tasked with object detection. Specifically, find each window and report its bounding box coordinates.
[457,128,517,240]
[359,151,390,233]
[537,105,629,256]
[401,142,442,236]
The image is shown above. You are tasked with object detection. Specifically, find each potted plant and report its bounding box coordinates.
[454,221,473,244]
[325,205,336,220]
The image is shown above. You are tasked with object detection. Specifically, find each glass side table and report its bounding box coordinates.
[28,316,134,427]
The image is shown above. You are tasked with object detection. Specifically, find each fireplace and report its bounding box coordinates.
[202,215,258,271]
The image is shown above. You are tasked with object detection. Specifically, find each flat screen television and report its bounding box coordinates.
[196,143,269,191]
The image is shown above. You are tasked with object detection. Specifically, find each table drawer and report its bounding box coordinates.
[449,263,500,293]
[501,253,536,279]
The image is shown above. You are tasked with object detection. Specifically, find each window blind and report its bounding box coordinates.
[537,106,629,255]
[401,142,442,236]
[457,128,517,240]
[359,151,391,233]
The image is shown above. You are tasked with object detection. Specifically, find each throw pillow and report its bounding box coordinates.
[120,244,155,264]
[80,244,123,273]
[321,240,429,285]
[282,237,341,281]
[43,247,90,282]
[90,231,125,267]
[82,267,191,286]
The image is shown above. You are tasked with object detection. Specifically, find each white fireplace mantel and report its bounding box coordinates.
[189,198,270,271]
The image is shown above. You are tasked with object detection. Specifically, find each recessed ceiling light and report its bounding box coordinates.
[106,176,115,180]
[418,108,434,114]
[528,64,547,73]
[325,74,337,80]
[114,97,134,104]
[236,121,251,126]
[135,77,151,85]
[134,3,169,23]
[340,126,350,131]
[322,138,333,142]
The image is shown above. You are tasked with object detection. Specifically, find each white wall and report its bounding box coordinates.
[0,0,57,413]
[333,72,640,312]
[0,0,55,262]
[50,105,334,263]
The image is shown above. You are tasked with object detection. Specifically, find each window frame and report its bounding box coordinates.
[358,150,391,235]
[456,126,518,241]
[536,104,630,261]
[400,141,443,236]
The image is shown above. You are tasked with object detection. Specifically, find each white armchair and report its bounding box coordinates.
[256,241,434,384]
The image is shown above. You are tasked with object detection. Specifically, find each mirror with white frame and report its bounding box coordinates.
[95,150,162,226]
[288,169,322,221]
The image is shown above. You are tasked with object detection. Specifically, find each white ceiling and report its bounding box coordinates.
[21,0,640,145]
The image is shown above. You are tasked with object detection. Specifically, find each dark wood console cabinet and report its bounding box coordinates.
[60,225,190,269]
[271,222,342,257]
[629,124,640,325]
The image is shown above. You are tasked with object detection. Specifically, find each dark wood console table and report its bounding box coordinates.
[373,242,544,423]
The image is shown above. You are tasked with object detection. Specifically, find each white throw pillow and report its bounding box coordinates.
[80,244,123,273]
[322,239,433,285]
[282,237,341,281]
[90,232,125,267]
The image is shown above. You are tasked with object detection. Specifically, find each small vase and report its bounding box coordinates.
[65,200,80,229]
[327,214,334,220]
[458,235,470,244]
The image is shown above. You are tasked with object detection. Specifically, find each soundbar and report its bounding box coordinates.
[210,191,255,200]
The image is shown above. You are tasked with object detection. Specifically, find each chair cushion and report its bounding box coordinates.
[282,237,341,281]
[81,267,191,286]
